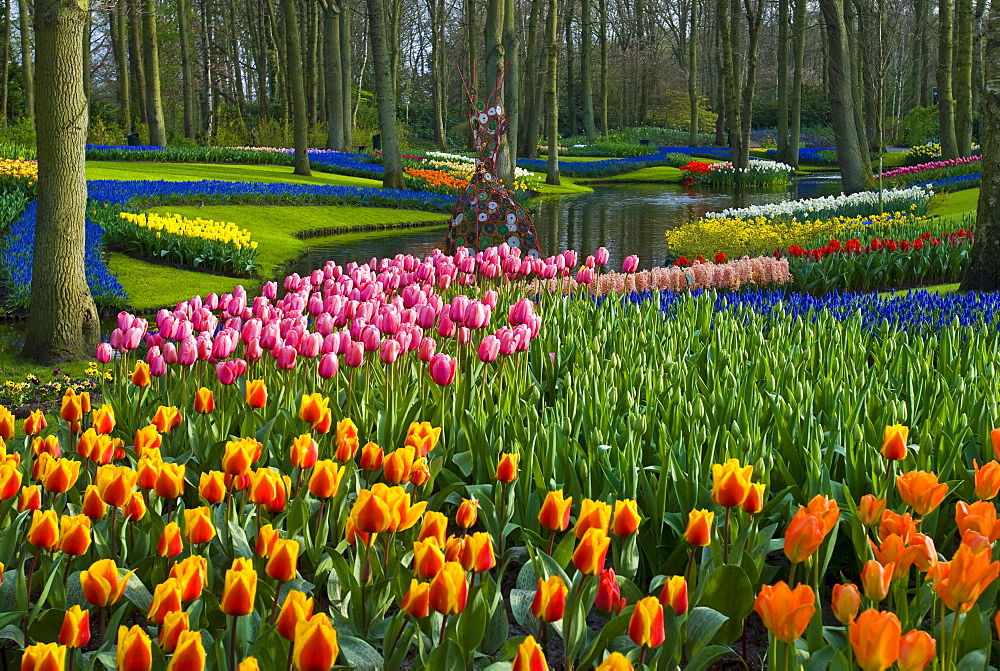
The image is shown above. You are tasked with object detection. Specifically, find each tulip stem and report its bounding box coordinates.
[723,508,731,564]
[109,507,118,560]
[270,581,282,626]
[782,639,792,671]
[68,650,76,671]
[286,640,294,671]
[229,615,238,671]
[438,614,449,647]
[21,547,40,641]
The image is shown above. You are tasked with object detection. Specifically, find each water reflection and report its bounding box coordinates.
[290,176,845,272]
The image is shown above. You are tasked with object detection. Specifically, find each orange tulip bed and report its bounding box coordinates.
[2,246,1000,671]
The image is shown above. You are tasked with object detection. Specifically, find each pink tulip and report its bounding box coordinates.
[478,335,500,363]
[508,298,534,326]
[217,361,238,385]
[464,302,490,329]
[276,345,297,370]
[96,343,113,364]
[318,352,339,379]
[263,281,278,300]
[380,339,402,364]
[437,314,457,338]
[457,327,472,344]
[622,255,640,273]
[361,325,381,352]
[178,339,197,366]
[428,353,457,386]
[245,338,263,362]
[344,341,364,368]
[576,267,594,284]
[417,337,437,362]
[595,247,609,266]
[149,356,166,377]
[585,255,596,269]
[483,290,498,310]
[116,311,133,332]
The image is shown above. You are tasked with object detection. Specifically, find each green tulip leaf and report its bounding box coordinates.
[697,564,754,645]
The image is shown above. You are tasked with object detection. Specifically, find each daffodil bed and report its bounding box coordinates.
[1,240,1000,670]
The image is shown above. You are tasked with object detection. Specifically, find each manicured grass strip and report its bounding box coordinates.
[887,283,961,297]
[87,161,383,188]
[930,188,979,217]
[530,177,593,197]
[107,252,250,311]
[146,205,450,276]
[579,166,684,183]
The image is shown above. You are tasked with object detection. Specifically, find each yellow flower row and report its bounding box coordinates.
[666,211,920,259]
[119,212,258,250]
[0,158,38,185]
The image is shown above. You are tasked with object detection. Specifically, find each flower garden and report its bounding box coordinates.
[0,138,996,671]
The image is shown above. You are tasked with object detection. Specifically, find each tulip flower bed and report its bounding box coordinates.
[0,158,38,193]
[903,143,942,166]
[913,172,982,192]
[3,239,1000,670]
[879,155,981,183]
[682,160,794,188]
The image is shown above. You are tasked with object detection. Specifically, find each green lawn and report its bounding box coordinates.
[878,151,909,170]
[87,161,383,188]
[887,283,961,297]
[146,205,450,277]
[108,253,250,311]
[580,166,684,183]
[531,176,593,197]
[930,188,979,217]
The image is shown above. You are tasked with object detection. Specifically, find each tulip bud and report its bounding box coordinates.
[831,583,861,624]
[531,576,567,622]
[495,452,518,483]
[861,560,894,602]
[401,579,430,618]
[658,576,688,615]
[59,605,91,648]
[275,589,314,641]
[221,557,258,616]
[628,597,666,649]
[538,490,573,532]
[683,509,714,546]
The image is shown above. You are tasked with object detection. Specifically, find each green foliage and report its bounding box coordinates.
[86,146,293,164]
[645,94,718,133]
[895,106,940,147]
[903,143,942,166]
[751,85,833,129]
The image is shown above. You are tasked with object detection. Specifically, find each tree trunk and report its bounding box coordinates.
[939,0,960,158]
[739,0,764,169]
[428,0,446,149]
[466,0,477,91]
[82,12,91,104]
[177,0,196,140]
[128,0,147,128]
[17,0,32,117]
[257,0,269,119]
[503,0,520,183]
[599,0,608,136]
[972,0,986,115]
[142,0,166,145]
[306,0,318,126]
[914,0,931,106]
[688,0,699,146]
[819,0,877,193]
[283,0,311,174]
[719,0,743,180]
[24,0,100,363]
[580,0,596,142]
[954,0,974,155]
[960,5,1000,289]
[340,1,353,148]
[565,0,576,137]
[519,0,544,155]
[788,0,806,167]
[226,0,247,120]
[776,0,789,161]
[366,0,404,188]
[545,0,560,185]
[1,0,10,125]
[200,0,215,141]
[324,3,345,150]
[109,2,130,131]
[484,0,503,97]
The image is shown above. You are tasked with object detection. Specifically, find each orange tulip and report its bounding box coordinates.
[297,393,330,425]
[898,630,936,671]
[495,453,519,482]
[58,605,90,648]
[276,589,314,641]
[955,500,1000,542]
[628,596,665,648]
[135,456,161,491]
[80,484,106,520]
[783,513,825,564]
[383,445,416,484]
[158,522,183,557]
[245,379,267,408]
[861,560,894,602]
[455,497,479,529]
[292,613,339,671]
[183,507,216,544]
[611,499,641,536]
[896,470,949,516]
[130,362,151,388]
[858,495,887,527]
[410,457,430,486]
[23,410,46,436]
[334,419,359,462]
[222,439,257,476]
[170,555,207,601]
[831,583,860,624]
[531,576,567,622]
[221,557,258,616]
[595,652,634,671]
[31,435,60,458]
[378,483,427,532]
[461,532,496,573]
[401,579,430,618]
[256,524,280,558]
[538,489,573,532]
[95,464,136,508]
[741,482,766,513]
[199,470,226,504]
[151,406,181,433]
[684,509,714,546]
[881,424,908,460]
[909,532,938,572]
[158,611,190,653]
[147,578,183,625]
[194,387,215,414]
[236,659,259,671]
[290,434,319,470]
[59,514,91,556]
[166,630,205,671]
[413,537,445,580]
[429,562,468,615]
[0,461,21,500]
[418,511,448,546]
[572,528,611,575]
[81,559,134,607]
[134,425,162,454]
[41,458,81,494]
[800,495,840,535]
[359,442,383,472]
[879,510,917,543]
[308,460,345,499]
[350,488,392,533]
[573,498,611,538]
[117,625,152,671]
[0,406,12,441]
[27,509,60,551]
[404,421,441,457]
[753,581,815,644]
[658,575,688,615]
[18,485,40,512]
[155,462,186,499]
[121,491,146,521]
[992,428,1000,460]
[870,534,917,579]
[21,642,67,671]
[512,636,547,671]
[928,542,1000,612]
[850,609,901,671]
[712,458,753,507]
[344,517,373,547]
[61,390,84,423]
[973,460,1000,500]
[266,538,300,582]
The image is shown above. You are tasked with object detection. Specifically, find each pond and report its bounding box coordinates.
[288,175,845,273]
